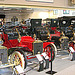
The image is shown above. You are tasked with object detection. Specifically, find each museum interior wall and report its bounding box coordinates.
[0,0,75,8]
[3,9,75,22]
[0,0,75,22]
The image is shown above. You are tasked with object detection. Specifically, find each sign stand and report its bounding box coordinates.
[46,48,57,75]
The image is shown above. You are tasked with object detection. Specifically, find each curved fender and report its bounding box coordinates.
[43,42,54,48]
[43,42,57,55]
[8,46,32,56]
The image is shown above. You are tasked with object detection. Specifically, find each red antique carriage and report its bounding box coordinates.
[0,25,56,70]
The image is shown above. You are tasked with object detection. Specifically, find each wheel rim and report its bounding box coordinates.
[44,44,55,61]
[10,51,25,69]
[69,52,73,60]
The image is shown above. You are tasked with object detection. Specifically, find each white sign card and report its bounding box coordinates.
[36,54,43,61]
[69,47,75,53]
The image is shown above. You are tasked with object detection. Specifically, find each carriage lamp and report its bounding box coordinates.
[47,36,50,39]
[17,36,21,43]
[33,34,36,40]
[61,31,65,36]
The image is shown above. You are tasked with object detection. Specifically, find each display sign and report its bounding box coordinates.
[26,0,54,3]
[69,47,75,52]
[63,10,70,14]
[36,54,43,61]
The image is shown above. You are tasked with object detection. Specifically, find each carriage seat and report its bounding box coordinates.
[7,32,18,40]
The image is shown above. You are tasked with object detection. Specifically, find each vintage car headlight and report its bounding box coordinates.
[17,37,21,42]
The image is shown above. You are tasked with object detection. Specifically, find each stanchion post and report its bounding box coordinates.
[46,48,57,75]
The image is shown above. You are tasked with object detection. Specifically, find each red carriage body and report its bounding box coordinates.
[49,27,60,40]
[1,29,55,61]
[2,33,54,51]
[0,20,56,70]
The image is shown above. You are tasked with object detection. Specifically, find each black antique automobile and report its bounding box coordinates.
[25,18,57,55]
[27,19,60,41]
[58,16,75,39]
[51,16,75,50]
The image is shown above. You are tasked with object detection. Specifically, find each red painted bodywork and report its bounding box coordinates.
[1,32,54,60]
[2,33,19,49]
[19,36,54,51]
[50,27,60,40]
[51,27,56,31]
[22,26,27,29]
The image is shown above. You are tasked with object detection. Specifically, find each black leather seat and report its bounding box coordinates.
[7,32,18,40]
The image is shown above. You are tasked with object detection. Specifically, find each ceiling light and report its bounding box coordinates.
[3,8,11,10]
[26,8,32,10]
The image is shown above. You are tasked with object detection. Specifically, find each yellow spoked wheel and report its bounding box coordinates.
[10,51,24,68]
[10,50,27,73]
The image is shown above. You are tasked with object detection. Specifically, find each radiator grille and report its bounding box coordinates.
[33,42,43,55]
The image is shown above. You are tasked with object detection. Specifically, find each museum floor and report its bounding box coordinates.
[27,50,75,75]
[27,58,75,75]
[0,50,75,75]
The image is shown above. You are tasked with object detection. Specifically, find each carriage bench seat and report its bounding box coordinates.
[7,32,18,40]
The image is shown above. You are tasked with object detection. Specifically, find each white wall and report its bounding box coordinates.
[0,0,75,8]
[4,9,75,22]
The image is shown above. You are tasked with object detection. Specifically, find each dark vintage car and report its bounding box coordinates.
[25,19,60,44]
[51,16,75,50]
[58,16,75,38]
